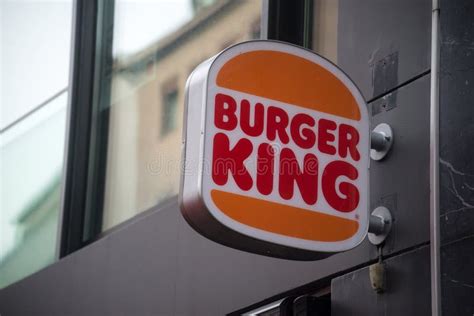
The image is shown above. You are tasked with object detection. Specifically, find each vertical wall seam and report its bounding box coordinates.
[430,0,441,315]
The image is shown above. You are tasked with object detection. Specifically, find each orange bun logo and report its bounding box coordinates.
[181,41,369,260]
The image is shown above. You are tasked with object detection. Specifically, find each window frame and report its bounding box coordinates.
[59,0,312,258]
[59,0,115,257]
[265,0,313,48]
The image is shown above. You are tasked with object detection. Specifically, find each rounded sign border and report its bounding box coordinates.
[181,40,370,257]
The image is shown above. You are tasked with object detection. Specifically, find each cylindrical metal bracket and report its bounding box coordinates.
[368,206,393,245]
[370,123,394,161]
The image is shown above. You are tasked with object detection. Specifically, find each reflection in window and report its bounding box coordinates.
[312,0,338,62]
[0,0,72,288]
[250,18,262,40]
[192,0,217,13]
[100,0,261,230]
[0,95,67,288]
[161,87,179,137]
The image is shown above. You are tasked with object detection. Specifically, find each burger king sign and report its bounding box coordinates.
[180,41,369,260]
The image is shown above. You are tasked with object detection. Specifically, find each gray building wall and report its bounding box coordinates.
[5,0,474,315]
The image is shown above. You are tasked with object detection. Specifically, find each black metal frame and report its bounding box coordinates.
[266,0,313,48]
[60,0,114,257]
[59,0,98,257]
[82,0,115,243]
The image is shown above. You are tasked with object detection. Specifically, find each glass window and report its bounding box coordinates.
[92,0,261,231]
[0,0,73,288]
[312,0,338,63]
[161,85,178,137]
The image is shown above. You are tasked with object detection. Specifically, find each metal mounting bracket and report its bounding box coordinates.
[368,206,393,245]
[370,123,394,161]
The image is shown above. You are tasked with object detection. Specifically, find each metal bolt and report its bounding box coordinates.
[368,206,393,246]
[370,123,394,161]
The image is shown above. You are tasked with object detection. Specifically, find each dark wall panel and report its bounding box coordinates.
[439,0,474,314]
[369,75,431,256]
[338,0,431,100]
[0,198,371,315]
[332,246,431,316]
